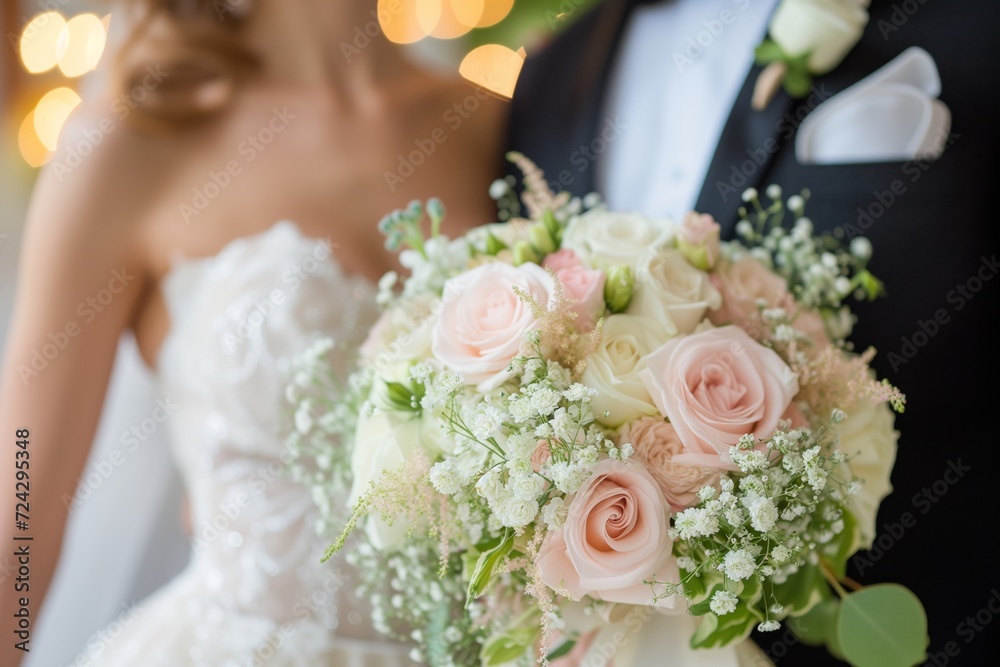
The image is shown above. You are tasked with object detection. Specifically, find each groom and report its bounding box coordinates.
[507,0,998,664]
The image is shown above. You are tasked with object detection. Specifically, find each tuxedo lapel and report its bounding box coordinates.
[507,0,662,197]
[693,69,796,235]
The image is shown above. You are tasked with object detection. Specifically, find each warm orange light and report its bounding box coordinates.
[19,111,51,168]
[475,0,515,28]
[451,0,486,29]
[34,87,83,151]
[19,12,68,74]
[459,44,526,99]
[57,13,107,77]
[379,0,433,44]
[419,0,476,40]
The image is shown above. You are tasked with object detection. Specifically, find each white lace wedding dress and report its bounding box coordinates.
[70,222,414,666]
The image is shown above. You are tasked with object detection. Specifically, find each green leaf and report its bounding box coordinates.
[836,584,928,667]
[546,640,576,661]
[383,381,415,411]
[542,209,562,243]
[481,606,542,666]
[466,529,514,606]
[771,563,828,616]
[481,627,537,665]
[690,603,762,649]
[783,63,814,98]
[755,39,786,65]
[485,231,509,256]
[788,598,841,647]
[824,506,859,579]
[689,584,726,617]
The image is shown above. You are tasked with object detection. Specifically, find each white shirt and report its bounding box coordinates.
[598,0,779,218]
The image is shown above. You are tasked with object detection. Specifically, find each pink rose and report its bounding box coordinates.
[542,248,582,273]
[640,326,799,468]
[619,417,721,512]
[537,460,681,610]
[531,440,552,473]
[544,249,607,330]
[710,257,830,347]
[709,257,790,328]
[677,212,722,270]
[433,262,555,391]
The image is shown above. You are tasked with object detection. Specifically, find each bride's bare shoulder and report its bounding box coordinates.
[27,95,212,255]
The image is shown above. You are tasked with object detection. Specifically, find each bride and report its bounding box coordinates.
[0,0,505,665]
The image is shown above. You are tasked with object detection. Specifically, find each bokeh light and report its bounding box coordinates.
[33,88,83,151]
[57,13,108,77]
[19,111,51,168]
[475,0,515,28]
[19,12,68,74]
[459,44,526,99]
[379,0,434,44]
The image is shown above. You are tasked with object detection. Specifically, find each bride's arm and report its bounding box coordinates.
[0,107,150,666]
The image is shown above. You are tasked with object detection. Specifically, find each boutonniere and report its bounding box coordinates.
[752,0,870,110]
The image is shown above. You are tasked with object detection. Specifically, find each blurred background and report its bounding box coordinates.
[0,2,597,665]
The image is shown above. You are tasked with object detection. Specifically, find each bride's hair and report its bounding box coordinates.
[114,0,260,128]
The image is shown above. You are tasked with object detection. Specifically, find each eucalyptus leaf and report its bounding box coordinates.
[836,584,928,667]
[788,598,841,647]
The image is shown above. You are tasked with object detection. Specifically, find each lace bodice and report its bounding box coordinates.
[155,221,383,651]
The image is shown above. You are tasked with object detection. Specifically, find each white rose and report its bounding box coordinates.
[562,210,675,270]
[580,314,675,428]
[359,294,436,364]
[835,400,899,549]
[770,0,869,74]
[628,249,722,334]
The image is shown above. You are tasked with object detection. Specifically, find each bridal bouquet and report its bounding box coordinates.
[286,155,927,667]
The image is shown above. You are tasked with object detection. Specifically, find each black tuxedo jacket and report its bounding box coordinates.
[507,1,999,664]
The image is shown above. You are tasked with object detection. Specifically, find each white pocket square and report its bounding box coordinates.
[796,47,951,165]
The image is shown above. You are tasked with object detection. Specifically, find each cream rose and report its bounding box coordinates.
[537,459,681,610]
[359,294,436,365]
[619,417,722,512]
[432,262,555,391]
[562,210,674,270]
[835,400,899,549]
[641,326,799,468]
[629,249,722,334]
[770,0,869,74]
[581,314,675,428]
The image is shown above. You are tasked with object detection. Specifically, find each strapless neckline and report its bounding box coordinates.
[154,220,376,374]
